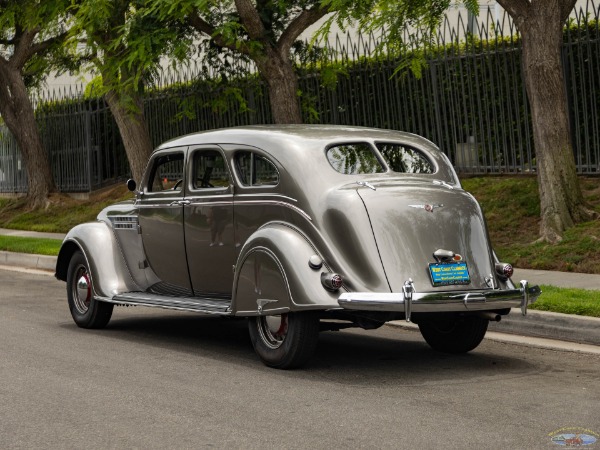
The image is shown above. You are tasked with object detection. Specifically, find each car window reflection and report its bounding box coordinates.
[326,143,385,175]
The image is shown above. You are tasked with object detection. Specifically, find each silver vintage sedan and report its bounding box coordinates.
[55,125,540,368]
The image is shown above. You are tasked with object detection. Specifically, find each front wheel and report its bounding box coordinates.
[418,316,488,353]
[67,250,113,329]
[248,312,319,369]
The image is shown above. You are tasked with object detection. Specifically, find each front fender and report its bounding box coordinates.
[231,222,341,316]
[55,222,141,298]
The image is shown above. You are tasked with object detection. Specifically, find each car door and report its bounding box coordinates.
[184,146,235,298]
[138,148,192,295]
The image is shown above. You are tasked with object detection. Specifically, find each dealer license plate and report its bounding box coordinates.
[428,261,471,287]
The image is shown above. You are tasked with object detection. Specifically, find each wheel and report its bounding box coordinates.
[66,250,113,329]
[418,316,488,353]
[248,312,320,369]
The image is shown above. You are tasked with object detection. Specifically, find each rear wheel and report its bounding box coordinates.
[67,251,113,329]
[418,316,488,353]
[248,312,319,369]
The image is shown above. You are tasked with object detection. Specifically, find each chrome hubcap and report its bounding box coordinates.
[257,314,288,349]
[73,266,91,314]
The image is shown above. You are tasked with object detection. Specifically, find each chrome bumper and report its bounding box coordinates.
[338,280,541,322]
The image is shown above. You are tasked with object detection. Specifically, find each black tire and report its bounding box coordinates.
[418,316,488,353]
[248,312,320,369]
[66,250,113,329]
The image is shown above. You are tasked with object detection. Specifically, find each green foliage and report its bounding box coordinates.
[0,0,71,88]
[317,0,479,78]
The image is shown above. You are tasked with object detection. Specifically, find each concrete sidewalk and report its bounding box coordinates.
[0,227,66,240]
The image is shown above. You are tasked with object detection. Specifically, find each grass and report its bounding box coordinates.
[462,176,600,274]
[0,184,133,232]
[0,235,62,256]
[530,285,600,317]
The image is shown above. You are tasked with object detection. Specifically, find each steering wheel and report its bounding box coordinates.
[173,179,183,190]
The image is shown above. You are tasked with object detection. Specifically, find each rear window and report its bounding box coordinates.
[376,143,434,174]
[326,143,385,175]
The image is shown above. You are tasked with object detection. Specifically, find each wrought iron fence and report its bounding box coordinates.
[0,1,599,193]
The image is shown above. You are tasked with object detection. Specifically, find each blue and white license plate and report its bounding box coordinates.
[429,261,471,287]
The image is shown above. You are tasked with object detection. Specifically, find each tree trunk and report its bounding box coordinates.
[517,4,595,243]
[104,89,153,183]
[256,50,303,124]
[0,63,55,208]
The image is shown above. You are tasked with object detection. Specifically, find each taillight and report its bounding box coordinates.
[321,272,343,291]
[495,263,514,279]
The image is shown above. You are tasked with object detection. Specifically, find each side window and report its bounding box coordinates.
[192,150,230,189]
[148,153,184,192]
[235,151,279,187]
[326,143,385,175]
[376,143,435,174]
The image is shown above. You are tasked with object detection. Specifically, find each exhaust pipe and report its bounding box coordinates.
[477,312,502,322]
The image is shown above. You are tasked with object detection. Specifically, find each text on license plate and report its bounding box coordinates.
[429,261,471,287]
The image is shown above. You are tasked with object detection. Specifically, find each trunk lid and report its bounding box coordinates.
[357,182,494,293]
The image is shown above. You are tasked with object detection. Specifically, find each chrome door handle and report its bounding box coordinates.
[169,200,191,206]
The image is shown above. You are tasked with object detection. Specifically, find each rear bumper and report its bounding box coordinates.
[338,280,541,321]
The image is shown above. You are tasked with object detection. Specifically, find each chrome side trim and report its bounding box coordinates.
[338,283,541,315]
[235,193,298,203]
[235,200,312,222]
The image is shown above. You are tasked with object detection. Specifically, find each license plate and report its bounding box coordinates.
[428,261,471,287]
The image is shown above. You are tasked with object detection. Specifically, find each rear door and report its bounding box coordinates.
[184,146,235,298]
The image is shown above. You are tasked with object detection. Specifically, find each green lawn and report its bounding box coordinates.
[529,285,600,317]
[0,235,62,256]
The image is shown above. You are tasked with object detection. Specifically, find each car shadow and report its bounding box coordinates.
[61,310,541,385]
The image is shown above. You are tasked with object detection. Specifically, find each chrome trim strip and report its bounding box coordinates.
[234,193,298,203]
[235,200,312,222]
[338,284,541,314]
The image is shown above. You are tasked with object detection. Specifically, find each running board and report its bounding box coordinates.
[105,292,232,315]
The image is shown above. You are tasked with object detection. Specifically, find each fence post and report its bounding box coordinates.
[85,109,92,192]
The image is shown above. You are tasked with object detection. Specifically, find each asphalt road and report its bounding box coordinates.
[1,268,599,449]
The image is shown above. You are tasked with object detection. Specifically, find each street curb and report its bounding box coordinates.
[389,308,600,348]
[0,251,57,272]
[488,309,600,346]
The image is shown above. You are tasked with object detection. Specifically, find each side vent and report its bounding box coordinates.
[109,216,138,230]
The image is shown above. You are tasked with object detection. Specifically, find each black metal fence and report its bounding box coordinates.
[0,1,599,193]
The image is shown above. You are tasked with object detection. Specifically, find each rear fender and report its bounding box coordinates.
[55,222,141,298]
[232,223,340,316]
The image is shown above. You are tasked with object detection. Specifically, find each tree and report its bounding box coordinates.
[494,0,597,243]
[0,0,69,207]
[69,0,191,182]
[149,0,467,124]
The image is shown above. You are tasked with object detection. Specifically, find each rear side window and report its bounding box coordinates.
[376,143,434,174]
[326,143,385,175]
[235,152,279,187]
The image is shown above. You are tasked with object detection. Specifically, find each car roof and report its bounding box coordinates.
[157,125,438,153]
